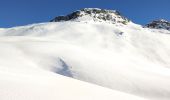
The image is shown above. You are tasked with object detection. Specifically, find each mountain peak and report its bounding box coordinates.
[50,8,130,24]
[146,19,170,30]
[80,8,121,15]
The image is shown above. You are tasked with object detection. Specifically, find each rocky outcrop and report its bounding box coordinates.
[146,19,170,31]
[50,8,130,25]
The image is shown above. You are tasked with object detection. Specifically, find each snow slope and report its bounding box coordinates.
[0,65,145,100]
[0,19,170,100]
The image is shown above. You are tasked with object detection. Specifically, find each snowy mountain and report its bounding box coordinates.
[146,19,170,30]
[50,8,130,24]
[0,8,170,100]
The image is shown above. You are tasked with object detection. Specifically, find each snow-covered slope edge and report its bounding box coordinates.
[0,68,146,100]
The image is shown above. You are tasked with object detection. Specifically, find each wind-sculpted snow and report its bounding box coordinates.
[0,21,170,100]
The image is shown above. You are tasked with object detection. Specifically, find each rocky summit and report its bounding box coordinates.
[50,8,130,24]
[146,19,170,30]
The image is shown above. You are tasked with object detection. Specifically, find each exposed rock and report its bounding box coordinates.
[50,8,130,25]
[146,19,170,31]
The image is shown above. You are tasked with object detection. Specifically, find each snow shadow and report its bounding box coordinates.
[53,58,73,77]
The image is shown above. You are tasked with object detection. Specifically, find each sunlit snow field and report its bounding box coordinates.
[0,21,170,100]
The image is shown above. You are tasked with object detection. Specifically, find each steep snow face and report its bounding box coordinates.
[0,20,170,100]
[50,8,130,24]
[146,19,170,31]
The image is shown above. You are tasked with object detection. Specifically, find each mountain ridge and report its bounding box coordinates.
[146,19,170,30]
[50,8,130,25]
[50,8,170,31]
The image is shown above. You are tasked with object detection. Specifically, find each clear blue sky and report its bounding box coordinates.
[0,0,170,28]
